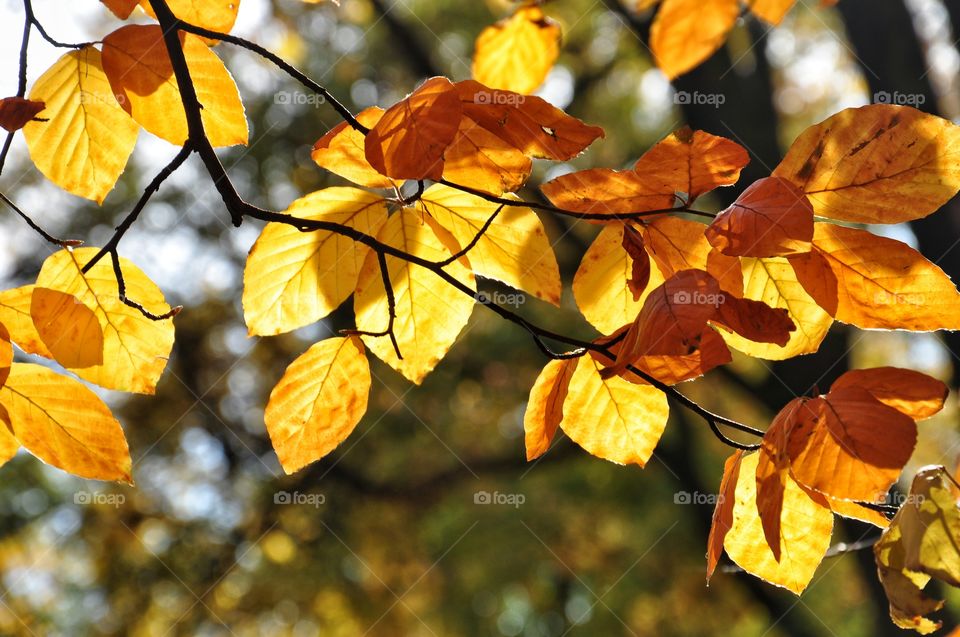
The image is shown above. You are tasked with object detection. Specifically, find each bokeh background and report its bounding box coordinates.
[1,0,960,634]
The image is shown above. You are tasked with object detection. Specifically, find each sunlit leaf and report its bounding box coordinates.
[650,0,739,79]
[139,0,240,34]
[748,0,797,24]
[830,367,948,420]
[0,363,131,482]
[523,358,576,461]
[243,188,389,336]
[312,107,400,189]
[23,48,138,203]
[707,450,743,582]
[265,336,370,474]
[472,5,560,95]
[0,286,53,359]
[0,96,45,132]
[441,116,532,195]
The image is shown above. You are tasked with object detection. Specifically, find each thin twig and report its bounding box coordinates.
[109,250,181,321]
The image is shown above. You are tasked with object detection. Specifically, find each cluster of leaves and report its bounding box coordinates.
[2,0,960,630]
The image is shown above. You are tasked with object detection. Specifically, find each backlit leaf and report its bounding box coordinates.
[243,188,389,336]
[748,0,797,24]
[707,450,743,582]
[0,321,10,390]
[650,0,739,79]
[830,367,948,420]
[472,5,561,95]
[441,116,532,195]
[23,48,138,203]
[139,0,240,33]
[312,107,399,189]
[0,286,54,359]
[265,336,370,474]
[0,97,45,132]
[523,358,576,461]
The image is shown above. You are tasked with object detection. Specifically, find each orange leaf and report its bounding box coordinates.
[705,177,814,257]
[707,449,744,582]
[455,79,603,161]
[830,367,949,420]
[0,97,44,132]
[540,128,747,215]
[441,116,532,195]
[650,0,740,79]
[789,222,960,330]
[0,321,10,391]
[312,107,399,189]
[523,358,576,461]
[100,0,139,19]
[101,25,248,147]
[748,0,797,24]
[773,105,960,224]
[364,76,462,181]
[641,216,743,294]
[0,286,54,359]
[622,225,651,301]
[139,0,240,33]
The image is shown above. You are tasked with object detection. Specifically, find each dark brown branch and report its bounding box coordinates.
[341,251,403,359]
[109,250,181,321]
[0,192,80,247]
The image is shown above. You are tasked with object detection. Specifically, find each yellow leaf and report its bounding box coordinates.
[312,107,400,190]
[789,222,960,331]
[101,25,248,147]
[354,209,476,384]
[30,288,105,369]
[523,358,576,461]
[748,0,796,24]
[724,452,833,594]
[720,257,832,359]
[32,248,175,394]
[573,225,665,335]
[23,48,138,203]
[0,286,54,359]
[774,105,960,224]
[139,0,240,33]
[472,5,561,95]
[265,336,370,474]
[0,363,131,482]
[243,188,389,336]
[650,0,740,79]
[418,184,561,305]
[558,354,669,466]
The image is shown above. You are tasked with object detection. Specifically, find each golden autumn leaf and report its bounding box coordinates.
[0,404,18,467]
[830,367,948,420]
[139,0,241,33]
[441,116,532,195]
[31,288,105,369]
[523,358,576,461]
[0,363,131,482]
[705,177,814,257]
[789,222,960,331]
[32,248,175,394]
[101,25,248,147]
[707,449,743,582]
[472,5,561,95]
[364,76,462,181]
[573,225,665,335]
[0,321,10,390]
[354,209,476,384]
[640,216,743,294]
[724,451,833,594]
[23,48,138,203]
[748,0,797,24]
[0,97,45,132]
[773,105,960,224]
[455,79,603,161]
[875,466,960,633]
[558,353,669,466]
[719,257,833,360]
[312,107,400,189]
[541,128,748,215]
[243,188,389,336]
[418,184,561,305]
[265,336,370,474]
[0,286,54,359]
[650,0,740,79]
